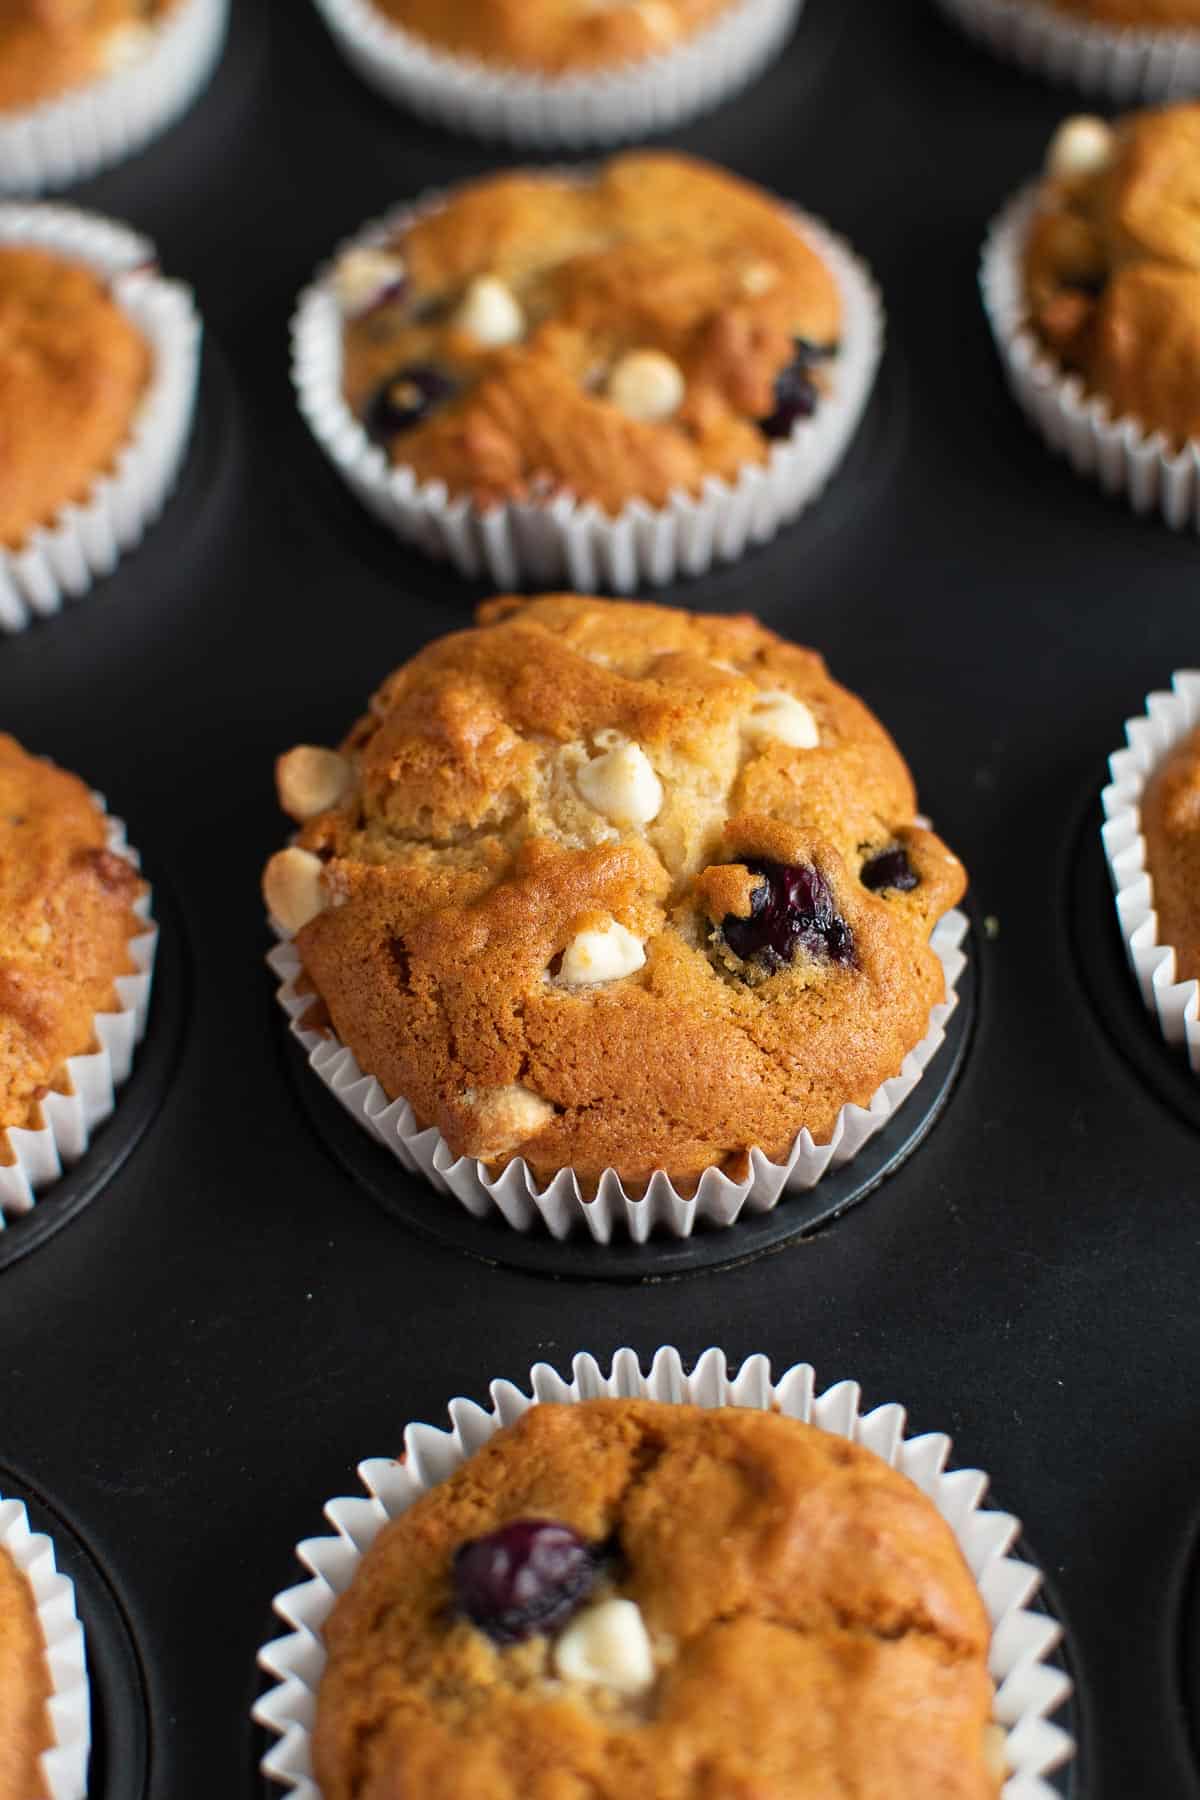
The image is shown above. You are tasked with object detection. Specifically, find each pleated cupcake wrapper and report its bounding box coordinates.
[982,185,1200,530]
[309,0,801,146]
[267,907,966,1243]
[936,0,1200,100]
[1100,670,1200,1066]
[0,1493,89,1800]
[0,0,228,195]
[0,797,157,1222]
[254,1344,1074,1800]
[0,204,202,634]
[291,192,883,593]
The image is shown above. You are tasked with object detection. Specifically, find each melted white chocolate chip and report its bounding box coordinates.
[104,21,155,70]
[1046,115,1115,182]
[606,350,685,423]
[463,1084,555,1159]
[559,920,646,987]
[576,741,663,827]
[332,247,406,318]
[554,1598,655,1697]
[263,848,326,935]
[454,275,525,347]
[742,690,820,749]
[277,747,351,822]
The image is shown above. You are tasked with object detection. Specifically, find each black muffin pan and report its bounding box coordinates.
[5,0,1200,1793]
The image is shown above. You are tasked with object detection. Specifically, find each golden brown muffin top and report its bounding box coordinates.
[314,1399,1001,1800]
[0,245,150,551]
[0,1544,50,1800]
[1024,104,1200,446]
[366,0,733,74]
[0,734,145,1150]
[0,0,178,113]
[1041,0,1200,22]
[263,595,966,1191]
[1142,722,1200,982]
[337,154,842,516]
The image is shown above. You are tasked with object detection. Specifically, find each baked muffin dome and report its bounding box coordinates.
[1024,104,1200,447]
[0,734,146,1151]
[363,0,735,73]
[0,0,181,114]
[0,1543,50,1800]
[263,595,966,1191]
[0,243,149,550]
[336,154,842,517]
[313,1398,1001,1800]
[1141,722,1200,980]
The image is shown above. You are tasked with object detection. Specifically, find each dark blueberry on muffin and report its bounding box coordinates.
[721,860,855,970]
[366,365,457,444]
[453,1520,600,1645]
[861,848,919,893]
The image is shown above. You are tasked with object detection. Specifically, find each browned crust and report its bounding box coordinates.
[0,0,179,112]
[367,0,734,72]
[1143,722,1200,982]
[0,1544,50,1800]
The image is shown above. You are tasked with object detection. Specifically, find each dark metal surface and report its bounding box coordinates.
[3,0,1200,1794]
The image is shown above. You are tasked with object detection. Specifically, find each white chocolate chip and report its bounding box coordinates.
[559,920,645,987]
[276,747,351,822]
[635,0,676,38]
[606,350,685,423]
[104,21,155,69]
[263,848,326,935]
[331,247,407,318]
[983,1724,1008,1783]
[576,741,663,827]
[454,275,525,348]
[1046,115,1115,182]
[554,1598,655,1697]
[740,262,778,296]
[742,690,820,750]
[464,1084,555,1159]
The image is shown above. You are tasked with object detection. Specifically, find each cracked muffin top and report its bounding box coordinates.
[0,0,179,113]
[262,594,966,1192]
[365,0,734,73]
[1142,723,1200,982]
[335,154,842,516]
[0,734,145,1155]
[1024,104,1200,448]
[313,1399,1002,1800]
[0,244,150,551]
[0,1543,50,1800]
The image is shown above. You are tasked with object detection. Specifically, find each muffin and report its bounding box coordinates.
[1034,0,1200,21]
[311,1398,1001,1800]
[364,0,736,73]
[0,1543,50,1800]
[936,0,1200,105]
[0,735,147,1169]
[263,594,966,1198]
[0,0,182,115]
[296,155,881,588]
[0,242,149,552]
[1142,724,1200,979]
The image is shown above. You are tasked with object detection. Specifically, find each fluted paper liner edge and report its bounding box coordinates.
[1101,669,1200,1068]
[0,0,228,195]
[0,1492,90,1800]
[0,203,202,633]
[0,795,157,1220]
[290,189,883,593]
[253,1345,1075,1799]
[937,0,1200,101]
[309,0,801,146]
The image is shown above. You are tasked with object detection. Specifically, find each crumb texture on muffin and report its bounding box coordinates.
[313,1399,1000,1800]
[365,0,734,73]
[1024,103,1200,446]
[0,245,150,550]
[0,0,179,113]
[0,734,145,1154]
[338,154,842,515]
[1142,721,1200,980]
[264,595,966,1190]
[0,1542,50,1800]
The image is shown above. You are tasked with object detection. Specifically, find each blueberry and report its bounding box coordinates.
[453,1519,600,1646]
[720,859,855,970]
[758,339,837,440]
[860,848,919,893]
[365,364,456,443]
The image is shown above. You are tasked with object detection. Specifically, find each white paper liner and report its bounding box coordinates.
[0,204,202,634]
[254,1345,1074,1800]
[0,0,229,196]
[936,0,1200,99]
[291,190,884,593]
[0,794,157,1223]
[267,908,967,1243]
[1100,670,1200,1067]
[309,0,801,146]
[0,1492,90,1800]
[981,184,1200,530]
